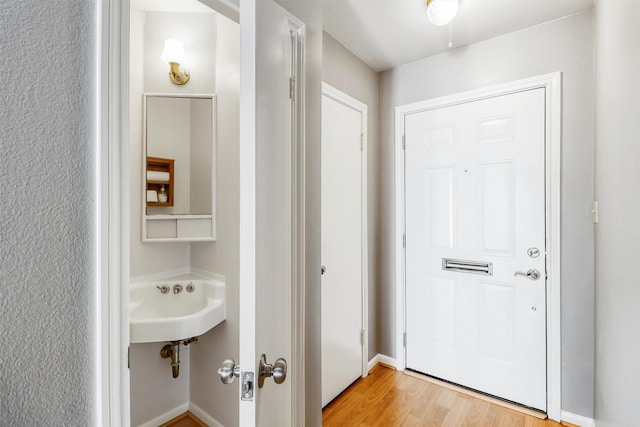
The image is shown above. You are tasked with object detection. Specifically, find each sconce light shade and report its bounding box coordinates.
[427,0,459,26]
[161,39,190,85]
[161,39,185,63]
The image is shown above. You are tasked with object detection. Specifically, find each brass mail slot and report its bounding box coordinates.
[442,258,493,276]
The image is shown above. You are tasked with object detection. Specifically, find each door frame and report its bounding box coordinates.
[321,82,369,379]
[98,1,306,425]
[394,72,562,421]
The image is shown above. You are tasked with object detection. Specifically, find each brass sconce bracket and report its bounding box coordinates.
[168,61,190,85]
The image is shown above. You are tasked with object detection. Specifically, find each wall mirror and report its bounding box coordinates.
[143,93,216,241]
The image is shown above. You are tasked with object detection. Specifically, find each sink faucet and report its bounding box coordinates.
[173,284,183,294]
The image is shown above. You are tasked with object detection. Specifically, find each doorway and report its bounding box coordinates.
[321,83,369,407]
[394,73,562,419]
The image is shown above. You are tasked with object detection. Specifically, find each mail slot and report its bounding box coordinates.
[442,258,493,276]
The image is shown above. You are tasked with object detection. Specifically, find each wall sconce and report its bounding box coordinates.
[426,0,458,26]
[161,39,190,85]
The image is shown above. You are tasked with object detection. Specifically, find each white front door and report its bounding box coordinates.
[321,84,366,407]
[404,88,547,411]
[238,0,302,425]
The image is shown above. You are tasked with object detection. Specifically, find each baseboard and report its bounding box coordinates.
[189,402,224,427]
[561,411,596,427]
[368,354,398,372]
[137,402,189,427]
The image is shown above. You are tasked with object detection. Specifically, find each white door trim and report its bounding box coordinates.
[238,0,257,423]
[289,16,306,427]
[394,72,562,421]
[99,0,131,425]
[321,82,369,379]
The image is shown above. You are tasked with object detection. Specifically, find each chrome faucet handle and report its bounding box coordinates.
[156,285,170,294]
[173,284,183,294]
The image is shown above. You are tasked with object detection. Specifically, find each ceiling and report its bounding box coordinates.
[134,0,594,72]
[321,0,594,71]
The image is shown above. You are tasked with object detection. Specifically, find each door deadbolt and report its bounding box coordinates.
[258,354,287,388]
[527,247,541,258]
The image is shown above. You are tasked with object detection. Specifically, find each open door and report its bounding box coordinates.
[217,0,305,425]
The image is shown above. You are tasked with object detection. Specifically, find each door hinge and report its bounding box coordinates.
[403,233,406,249]
[289,77,295,100]
[360,330,365,345]
[592,201,599,224]
[127,346,130,369]
[403,332,407,348]
[402,134,406,150]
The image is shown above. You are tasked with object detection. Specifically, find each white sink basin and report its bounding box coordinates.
[130,273,226,343]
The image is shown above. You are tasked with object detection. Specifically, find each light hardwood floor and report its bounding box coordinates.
[322,365,564,427]
[158,411,207,427]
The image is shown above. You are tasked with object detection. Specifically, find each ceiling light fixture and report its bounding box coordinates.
[426,0,459,26]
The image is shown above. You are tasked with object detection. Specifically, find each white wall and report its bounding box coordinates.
[379,12,595,416]
[0,1,98,425]
[594,1,640,425]
[322,32,380,361]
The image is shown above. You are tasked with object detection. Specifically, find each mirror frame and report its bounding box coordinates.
[142,93,217,242]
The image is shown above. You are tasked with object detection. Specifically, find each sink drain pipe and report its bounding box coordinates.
[160,337,198,378]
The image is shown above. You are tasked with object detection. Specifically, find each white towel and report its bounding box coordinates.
[147,171,170,182]
[147,190,158,202]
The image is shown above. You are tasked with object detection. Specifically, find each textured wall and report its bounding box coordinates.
[0,1,98,425]
[594,1,640,425]
[322,32,380,362]
[379,12,595,416]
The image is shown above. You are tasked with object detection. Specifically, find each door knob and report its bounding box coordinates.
[514,269,541,281]
[217,359,240,384]
[258,354,287,388]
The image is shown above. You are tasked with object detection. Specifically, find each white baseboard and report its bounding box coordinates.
[189,401,224,427]
[368,353,398,371]
[137,402,189,427]
[137,401,224,427]
[561,410,596,427]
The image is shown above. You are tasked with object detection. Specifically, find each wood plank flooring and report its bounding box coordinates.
[322,365,564,427]
[158,411,207,427]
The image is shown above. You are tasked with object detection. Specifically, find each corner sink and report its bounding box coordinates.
[130,273,226,343]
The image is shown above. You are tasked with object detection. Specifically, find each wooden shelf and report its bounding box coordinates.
[147,156,174,207]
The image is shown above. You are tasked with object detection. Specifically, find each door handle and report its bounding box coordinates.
[217,359,240,384]
[258,354,287,388]
[514,269,541,280]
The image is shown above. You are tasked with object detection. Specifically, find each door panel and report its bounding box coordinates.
[321,91,364,407]
[238,0,296,425]
[405,88,547,411]
[255,1,293,424]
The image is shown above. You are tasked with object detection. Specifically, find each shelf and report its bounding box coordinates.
[147,156,174,207]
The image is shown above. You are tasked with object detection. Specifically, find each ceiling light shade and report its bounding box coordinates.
[427,0,459,26]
